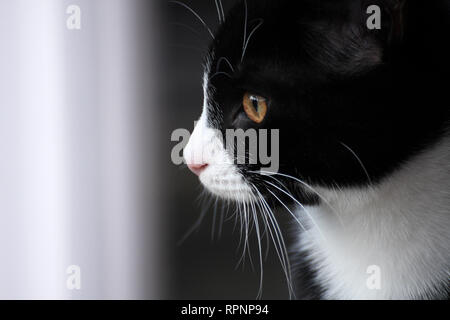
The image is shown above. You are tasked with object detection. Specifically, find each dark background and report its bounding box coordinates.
[163,0,290,299]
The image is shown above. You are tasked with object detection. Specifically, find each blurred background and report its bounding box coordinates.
[0,0,288,299]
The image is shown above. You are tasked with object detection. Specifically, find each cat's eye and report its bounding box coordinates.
[243,93,267,123]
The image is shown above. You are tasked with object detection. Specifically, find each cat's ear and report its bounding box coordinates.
[303,0,408,74]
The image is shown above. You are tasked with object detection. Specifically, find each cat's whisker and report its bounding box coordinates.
[235,201,245,269]
[170,1,215,39]
[239,0,264,61]
[209,71,232,81]
[236,200,254,271]
[214,0,223,24]
[211,197,219,241]
[177,191,214,246]
[242,19,264,61]
[236,211,245,264]
[253,186,296,299]
[243,201,255,272]
[228,202,239,223]
[255,197,290,280]
[247,182,271,263]
[253,193,286,276]
[217,199,229,240]
[228,139,259,167]
[242,0,248,62]
[249,188,264,299]
[263,180,327,242]
[265,187,307,232]
[216,57,235,73]
[218,0,225,22]
[340,142,373,185]
[247,202,257,272]
[254,195,271,263]
[254,170,344,226]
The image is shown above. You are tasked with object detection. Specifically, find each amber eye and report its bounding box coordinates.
[242,93,267,123]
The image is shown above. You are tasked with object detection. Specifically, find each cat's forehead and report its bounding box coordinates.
[206,19,311,92]
[207,0,382,82]
[209,2,306,66]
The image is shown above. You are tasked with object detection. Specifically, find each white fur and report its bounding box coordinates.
[297,134,450,299]
[183,70,255,202]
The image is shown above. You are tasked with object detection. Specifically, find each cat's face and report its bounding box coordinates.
[183,0,448,204]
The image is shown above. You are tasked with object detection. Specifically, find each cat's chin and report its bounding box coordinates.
[197,167,321,205]
[198,170,256,203]
[203,186,256,203]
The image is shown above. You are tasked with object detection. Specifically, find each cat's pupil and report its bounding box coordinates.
[251,97,259,112]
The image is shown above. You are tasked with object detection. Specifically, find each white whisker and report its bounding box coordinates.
[214,0,223,23]
[265,187,307,232]
[209,71,232,80]
[249,188,264,299]
[242,19,264,61]
[263,180,326,242]
[216,56,235,72]
[253,187,296,299]
[340,142,373,185]
[177,192,213,246]
[170,1,215,39]
[242,0,248,61]
[254,170,344,226]
[211,197,219,241]
[244,201,255,271]
[218,0,225,22]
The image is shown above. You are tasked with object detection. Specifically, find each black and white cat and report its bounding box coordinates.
[182,0,450,299]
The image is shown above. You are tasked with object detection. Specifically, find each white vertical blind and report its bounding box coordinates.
[0,0,162,299]
[0,0,69,299]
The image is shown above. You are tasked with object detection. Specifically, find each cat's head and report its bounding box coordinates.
[183,0,448,204]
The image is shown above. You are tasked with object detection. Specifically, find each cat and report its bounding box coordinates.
[182,0,450,299]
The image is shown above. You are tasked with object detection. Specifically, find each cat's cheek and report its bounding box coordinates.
[197,138,255,202]
[183,119,255,202]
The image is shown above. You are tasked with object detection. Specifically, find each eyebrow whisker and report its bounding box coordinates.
[170,1,215,39]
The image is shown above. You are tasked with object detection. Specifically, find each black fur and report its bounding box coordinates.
[207,0,449,190]
[203,0,450,299]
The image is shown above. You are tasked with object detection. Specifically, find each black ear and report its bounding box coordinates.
[301,0,408,75]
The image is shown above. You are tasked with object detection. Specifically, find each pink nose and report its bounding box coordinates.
[187,163,208,176]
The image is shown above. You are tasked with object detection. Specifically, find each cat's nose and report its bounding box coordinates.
[187,163,208,176]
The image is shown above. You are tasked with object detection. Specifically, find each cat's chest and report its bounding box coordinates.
[298,181,450,299]
[293,136,450,299]
[296,203,409,299]
[296,198,449,299]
